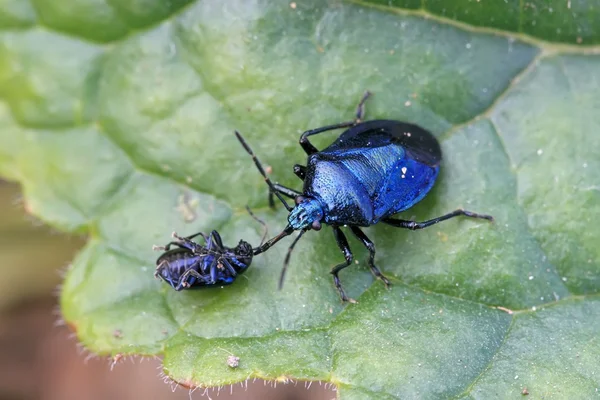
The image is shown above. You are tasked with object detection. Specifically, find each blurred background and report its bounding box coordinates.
[0,179,333,400]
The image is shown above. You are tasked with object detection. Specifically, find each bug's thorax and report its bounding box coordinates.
[288,197,324,231]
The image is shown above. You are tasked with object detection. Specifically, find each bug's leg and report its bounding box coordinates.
[185,232,209,241]
[156,230,211,251]
[152,241,184,252]
[330,227,357,303]
[178,267,206,290]
[299,122,356,155]
[221,259,238,276]
[209,230,225,252]
[354,90,372,123]
[293,164,306,181]
[172,232,206,252]
[156,231,209,252]
[154,260,168,279]
[298,91,372,155]
[207,256,220,284]
[268,183,303,208]
[349,226,390,288]
[382,209,494,230]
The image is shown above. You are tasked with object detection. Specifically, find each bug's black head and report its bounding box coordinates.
[228,240,253,272]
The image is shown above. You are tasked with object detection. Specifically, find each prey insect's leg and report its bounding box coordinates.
[171,232,208,253]
[177,267,205,290]
[152,241,186,252]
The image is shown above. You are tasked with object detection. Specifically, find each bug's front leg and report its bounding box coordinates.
[330,227,357,303]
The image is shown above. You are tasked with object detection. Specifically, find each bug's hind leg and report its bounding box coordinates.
[350,226,390,288]
[382,209,494,230]
[330,227,357,303]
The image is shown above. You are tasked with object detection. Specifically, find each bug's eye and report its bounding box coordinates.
[311,220,322,231]
[295,196,305,204]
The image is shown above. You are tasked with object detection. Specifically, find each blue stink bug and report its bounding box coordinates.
[154,208,267,291]
[236,92,493,302]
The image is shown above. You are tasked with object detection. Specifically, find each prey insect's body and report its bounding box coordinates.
[236,91,493,302]
[154,230,253,290]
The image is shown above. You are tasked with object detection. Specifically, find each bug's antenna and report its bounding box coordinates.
[235,131,293,211]
[278,229,307,290]
[245,205,269,246]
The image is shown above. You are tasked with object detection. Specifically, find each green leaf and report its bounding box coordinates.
[1,0,599,398]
